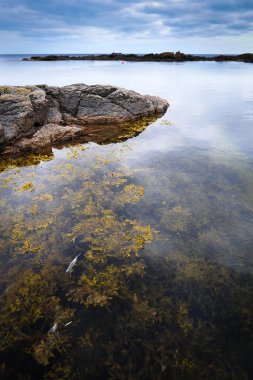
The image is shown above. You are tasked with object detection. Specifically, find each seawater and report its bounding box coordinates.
[0,55,253,379]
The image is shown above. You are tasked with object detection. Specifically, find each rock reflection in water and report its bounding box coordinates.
[0,141,253,379]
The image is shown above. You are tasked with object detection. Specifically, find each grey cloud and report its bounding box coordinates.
[0,0,252,45]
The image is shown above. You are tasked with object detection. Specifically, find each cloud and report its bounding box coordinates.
[0,0,252,53]
[115,0,253,37]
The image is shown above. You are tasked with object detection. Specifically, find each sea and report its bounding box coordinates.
[0,54,253,379]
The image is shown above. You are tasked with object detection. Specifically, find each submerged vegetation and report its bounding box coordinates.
[0,142,253,379]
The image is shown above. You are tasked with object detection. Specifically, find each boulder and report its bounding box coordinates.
[0,84,169,153]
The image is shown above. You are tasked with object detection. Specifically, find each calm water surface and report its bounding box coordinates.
[0,55,253,379]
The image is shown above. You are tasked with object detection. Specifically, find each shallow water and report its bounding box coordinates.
[0,56,253,379]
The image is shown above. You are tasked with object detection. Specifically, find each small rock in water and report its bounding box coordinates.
[48,322,58,333]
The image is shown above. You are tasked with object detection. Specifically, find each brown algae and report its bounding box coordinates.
[0,143,253,379]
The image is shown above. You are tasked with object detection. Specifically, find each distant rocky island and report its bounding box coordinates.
[23,51,253,63]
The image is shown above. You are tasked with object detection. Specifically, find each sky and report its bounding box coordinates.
[0,0,252,54]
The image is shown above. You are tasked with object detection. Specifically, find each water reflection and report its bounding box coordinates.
[1,57,253,378]
[126,147,253,273]
[0,140,253,379]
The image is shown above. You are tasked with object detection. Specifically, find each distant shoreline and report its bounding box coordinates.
[23,51,253,63]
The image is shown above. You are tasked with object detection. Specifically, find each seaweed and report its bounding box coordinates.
[0,143,253,379]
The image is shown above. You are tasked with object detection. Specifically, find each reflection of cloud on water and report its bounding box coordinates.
[126,118,239,156]
[120,147,253,274]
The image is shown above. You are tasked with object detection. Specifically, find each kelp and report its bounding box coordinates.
[0,270,75,366]
[0,152,54,173]
[0,144,155,378]
[0,143,253,379]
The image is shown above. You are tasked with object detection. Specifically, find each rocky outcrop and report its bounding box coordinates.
[23,52,253,63]
[0,84,168,154]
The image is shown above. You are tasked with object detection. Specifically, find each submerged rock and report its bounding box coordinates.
[0,84,169,154]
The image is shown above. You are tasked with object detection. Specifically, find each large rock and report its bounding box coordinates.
[0,84,169,153]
